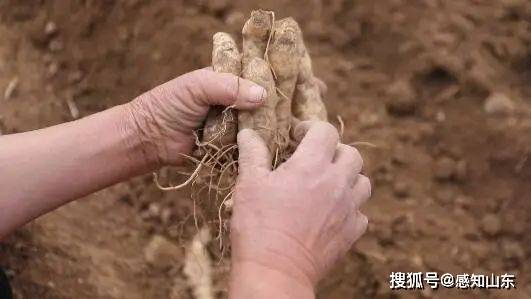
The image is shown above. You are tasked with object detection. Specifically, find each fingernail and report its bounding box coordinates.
[249,85,267,103]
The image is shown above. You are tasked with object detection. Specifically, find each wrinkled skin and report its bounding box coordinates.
[230,121,371,298]
[0,63,371,299]
[128,68,267,166]
[0,68,267,239]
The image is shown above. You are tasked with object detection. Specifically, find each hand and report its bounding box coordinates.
[230,121,371,297]
[125,68,266,167]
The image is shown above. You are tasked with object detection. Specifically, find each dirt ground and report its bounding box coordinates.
[0,0,530,298]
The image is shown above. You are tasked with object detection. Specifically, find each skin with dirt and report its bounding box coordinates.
[0,1,530,299]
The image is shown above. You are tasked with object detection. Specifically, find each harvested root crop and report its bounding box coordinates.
[201,32,241,148]
[154,9,330,242]
[183,227,214,299]
[269,17,303,150]
[292,41,328,122]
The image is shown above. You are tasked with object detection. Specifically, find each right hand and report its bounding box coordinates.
[231,121,371,290]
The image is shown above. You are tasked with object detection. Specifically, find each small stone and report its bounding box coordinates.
[148,203,161,218]
[117,26,129,41]
[433,156,456,180]
[42,53,53,63]
[505,215,525,236]
[500,240,525,261]
[481,214,502,236]
[359,113,381,129]
[151,51,161,62]
[393,180,410,198]
[435,110,446,122]
[4,268,14,279]
[385,80,418,115]
[48,38,64,52]
[160,208,172,225]
[469,242,490,261]
[144,235,183,270]
[167,225,181,239]
[486,197,502,212]
[434,188,455,205]
[183,7,200,16]
[67,70,83,84]
[454,160,468,181]
[483,93,515,115]
[500,0,526,9]
[44,21,58,36]
[376,226,394,246]
[224,198,234,209]
[391,146,409,165]
[455,195,472,209]
[47,62,60,78]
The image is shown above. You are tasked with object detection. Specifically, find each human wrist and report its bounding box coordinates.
[231,226,321,286]
[230,260,315,299]
[116,102,162,171]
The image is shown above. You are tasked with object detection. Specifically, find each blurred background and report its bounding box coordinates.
[0,0,529,298]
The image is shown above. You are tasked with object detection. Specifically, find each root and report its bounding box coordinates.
[337,115,345,139]
[217,189,234,249]
[349,141,379,149]
[184,227,214,299]
[335,115,379,149]
[263,11,276,69]
[153,154,209,191]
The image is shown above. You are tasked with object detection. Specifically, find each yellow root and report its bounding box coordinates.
[202,32,241,147]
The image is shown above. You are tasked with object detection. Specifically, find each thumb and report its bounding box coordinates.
[237,129,272,176]
[183,68,267,110]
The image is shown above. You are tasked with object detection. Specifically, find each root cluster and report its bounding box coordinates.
[154,10,328,243]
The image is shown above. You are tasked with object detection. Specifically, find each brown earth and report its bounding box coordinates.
[0,0,530,298]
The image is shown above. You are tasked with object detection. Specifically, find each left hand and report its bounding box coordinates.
[125,68,266,167]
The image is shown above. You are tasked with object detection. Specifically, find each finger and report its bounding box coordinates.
[353,212,369,239]
[290,121,339,164]
[333,144,363,177]
[237,129,272,176]
[342,212,369,251]
[184,69,267,109]
[352,175,371,208]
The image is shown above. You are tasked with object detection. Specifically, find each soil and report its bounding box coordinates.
[1,0,530,298]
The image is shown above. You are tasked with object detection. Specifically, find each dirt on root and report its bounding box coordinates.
[1,0,530,298]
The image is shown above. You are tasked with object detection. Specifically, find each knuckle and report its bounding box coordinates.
[348,146,364,171]
[350,146,363,163]
[190,68,210,80]
[358,174,371,188]
[357,175,372,199]
[221,73,239,100]
[360,213,369,229]
[317,121,339,139]
[341,144,362,163]
[237,128,252,142]
[293,120,313,138]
